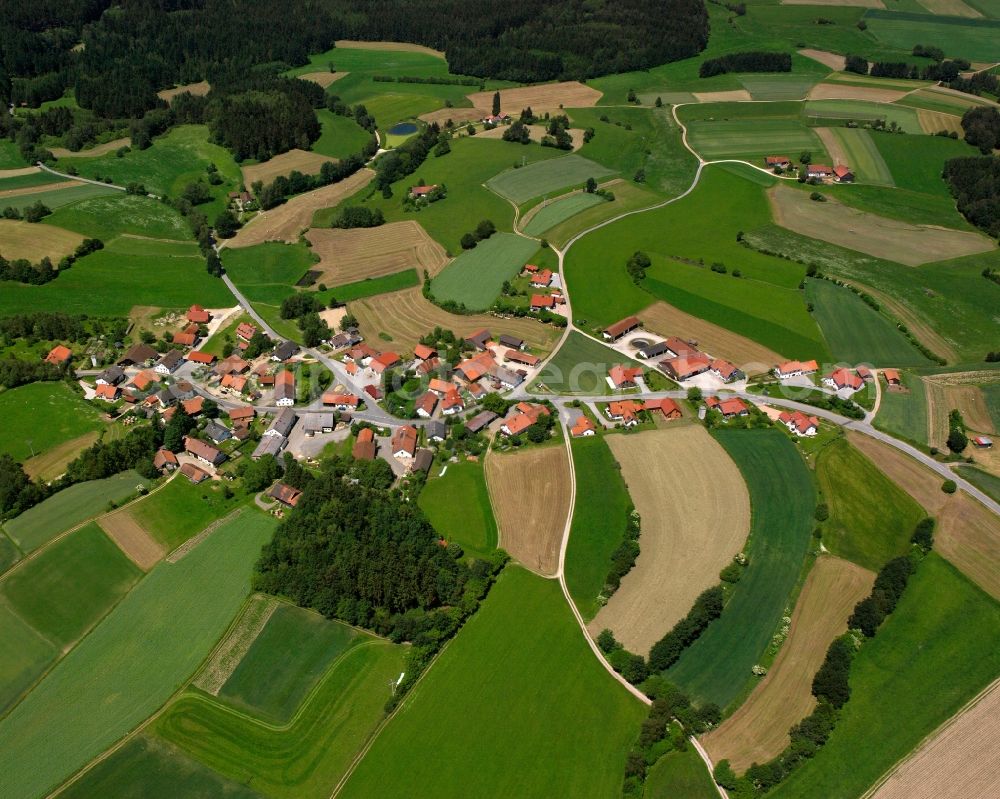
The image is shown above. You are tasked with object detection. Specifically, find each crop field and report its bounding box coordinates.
[644,748,719,799]
[737,75,820,101]
[540,181,661,248]
[667,430,815,710]
[803,100,922,133]
[564,436,634,621]
[241,149,337,187]
[58,734,262,799]
[936,493,1000,601]
[98,508,165,571]
[684,118,825,162]
[418,461,498,559]
[0,600,57,715]
[0,181,118,212]
[306,220,448,285]
[916,108,964,136]
[589,427,750,655]
[955,465,1000,504]
[299,71,348,87]
[807,83,908,103]
[916,0,984,15]
[769,184,993,266]
[220,241,314,307]
[347,286,560,355]
[536,332,636,395]
[770,555,1000,799]
[703,556,875,773]
[0,179,84,202]
[430,233,538,310]
[845,431,943,511]
[0,168,64,192]
[228,169,374,248]
[338,566,646,799]
[2,522,141,648]
[0,533,20,575]
[3,470,150,553]
[0,511,276,799]
[485,444,571,576]
[815,127,893,185]
[816,438,926,571]
[43,193,193,241]
[128,474,244,551]
[870,677,1000,799]
[874,371,928,446]
[0,381,105,464]
[486,155,615,205]
[804,278,930,367]
[638,300,785,370]
[48,138,130,159]
[520,191,606,237]
[0,218,84,262]
[156,80,210,103]
[863,10,1000,61]
[467,81,602,116]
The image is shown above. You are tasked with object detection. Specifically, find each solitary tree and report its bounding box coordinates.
[492,91,501,116]
[947,427,968,453]
[585,177,597,193]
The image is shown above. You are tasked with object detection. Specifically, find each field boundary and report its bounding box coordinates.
[192,594,278,695]
[166,507,244,563]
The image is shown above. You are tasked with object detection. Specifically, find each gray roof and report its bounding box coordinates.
[98,365,126,384]
[465,410,498,433]
[204,420,232,443]
[252,435,284,459]
[266,408,297,438]
[425,420,447,441]
[637,341,671,359]
[491,366,523,388]
[156,350,183,370]
[411,448,433,473]
[303,412,335,432]
[498,334,524,349]
[272,340,299,360]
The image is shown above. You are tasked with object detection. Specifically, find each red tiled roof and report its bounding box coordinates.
[604,316,640,339]
[370,351,401,372]
[391,425,418,456]
[828,367,863,391]
[530,294,555,309]
[229,406,254,421]
[95,383,120,400]
[182,396,204,415]
[322,392,359,407]
[416,392,438,415]
[643,398,682,417]
[173,331,197,347]
[413,344,436,360]
[571,416,596,436]
[187,305,210,323]
[502,412,534,435]
[609,364,643,389]
[236,322,257,341]
[505,349,540,367]
[45,345,71,364]
[186,350,215,364]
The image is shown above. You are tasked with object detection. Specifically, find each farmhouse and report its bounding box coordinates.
[500,402,549,436]
[464,328,492,351]
[96,365,126,386]
[499,334,525,350]
[236,322,257,342]
[806,164,834,179]
[409,184,438,199]
[274,369,295,406]
[531,295,556,310]
[186,304,211,324]
[531,269,553,287]
[215,354,249,376]
[185,350,215,366]
[95,383,120,402]
[774,359,819,379]
[181,396,204,416]
[265,409,297,439]
[364,384,382,401]
[130,370,160,391]
[303,413,334,436]
[883,368,902,387]
[834,165,854,183]
[117,343,158,367]
[857,365,873,382]
[322,392,359,410]
[330,330,363,350]
[466,410,498,433]
[272,340,299,362]
[505,349,540,368]
[664,337,699,358]
[636,341,671,360]
[824,367,864,392]
[370,351,401,374]
[765,156,792,169]
[603,316,640,342]
[220,373,248,394]
[709,359,741,383]
[252,435,284,460]
[491,366,524,390]
[172,330,198,348]
[426,420,447,442]
[229,406,254,424]
[45,345,72,365]
[607,400,643,427]
[571,416,596,437]
[353,428,377,460]
[608,364,644,390]
[154,350,183,375]
[441,388,465,415]
[153,448,178,472]
[779,410,819,437]
[268,482,302,507]
[184,436,226,466]
[391,425,418,458]
[411,449,434,475]
[346,344,377,364]
[180,462,211,484]
[417,357,441,377]
[644,398,682,419]
[413,344,437,361]
[456,352,493,383]
[705,396,749,418]
[416,391,438,418]
[661,352,711,381]
[204,420,232,444]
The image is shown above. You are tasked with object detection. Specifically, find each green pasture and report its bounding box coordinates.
[59,734,263,799]
[875,371,929,445]
[0,182,118,212]
[44,193,193,241]
[486,154,615,205]
[522,192,606,237]
[0,140,28,169]
[537,332,638,395]
[0,601,57,715]
[129,473,244,551]
[816,438,926,570]
[804,278,931,367]
[0,533,19,575]
[803,100,922,133]
[965,0,1000,18]
[771,555,1000,799]
[667,430,815,710]
[644,747,719,799]
[158,640,405,799]
[0,170,65,192]
[338,566,646,799]
[314,269,419,305]
[541,181,661,249]
[430,232,538,310]
[200,312,254,356]
[221,241,315,308]
[0,511,276,799]
[358,92,443,131]
[418,460,498,559]
[219,603,366,723]
[106,236,200,258]
[822,128,893,185]
[312,110,373,160]
[684,118,825,163]
[0,381,105,464]
[738,74,820,102]
[864,10,1000,62]
[3,471,151,553]
[954,465,1000,503]
[870,133,975,196]
[826,182,971,229]
[565,435,634,620]
[2,522,141,647]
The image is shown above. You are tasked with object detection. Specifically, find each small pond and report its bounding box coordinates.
[388,122,418,136]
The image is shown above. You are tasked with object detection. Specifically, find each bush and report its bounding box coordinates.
[811,635,854,707]
[911,517,935,552]
[648,585,724,672]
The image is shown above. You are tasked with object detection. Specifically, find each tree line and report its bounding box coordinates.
[699,52,791,78]
[943,153,1000,239]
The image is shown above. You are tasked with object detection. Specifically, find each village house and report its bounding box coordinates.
[352,427,377,460]
[96,365,126,386]
[603,316,641,342]
[252,435,283,460]
[391,425,418,458]
[204,420,232,444]
[153,448,178,472]
[409,184,439,199]
[364,384,382,401]
[425,420,447,442]
[773,359,819,380]
[765,156,792,169]
[95,383,120,402]
[705,396,750,419]
[215,354,249,376]
[130,370,160,392]
[427,377,454,396]
[441,388,465,415]
[857,366,874,382]
[185,350,215,366]
[303,413,335,436]
[229,406,255,425]
[806,164,834,179]
[608,364,644,390]
[322,392,359,411]
[413,344,437,361]
[370,351,401,374]
[271,340,299,362]
[329,330,363,350]
[571,416,597,437]
[416,391,438,418]
[530,269,553,287]
[456,353,493,384]
[235,322,257,343]
[220,373,248,394]
[45,345,72,365]
[154,350,183,375]
[464,328,492,351]
[661,352,712,382]
[468,382,488,401]
[779,410,819,437]
[824,367,864,393]
[644,398,683,419]
[710,359,743,383]
[268,482,302,507]
[417,357,442,377]
[607,399,644,427]
[465,410,498,434]
[500,402,549,436]
[187,305,211,324]
[274,369,295,406]
[117,343,158,367]
[491,366,524,390]
[180,462,211,484]
[530,294,556,311]
[184,436,226,466]
[181,396,205,416]
[265,408,297,439]
[346,343,378,365]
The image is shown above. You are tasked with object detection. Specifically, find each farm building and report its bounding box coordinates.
[186,350,215,365]
[824,367,864,392]
[215,354,249,375]
[265,409,297,439]
[229,406,254,424]
[607,400,643,427]
[272,340,299,361]
[392,425,418,458]
[466,410,498,434]
[346,344,377,364]
[153,448,178,472]
[180,462,210,484]
[531,269,553,287]
[705,396,749,418]
[973,435,993,449]
[45,345,72,365]
[330,330,363,350]
[779,410,819,437]
[303,413,334,436]
[416,392,439,418]
[834,165,854,183]
[465,328,492,351]
[492,366,524,389]
[428,378,454,396]
[154,350,183,375]
[665,336,699,357]
[417,357,441,377]
[499,334,525,350]
[186,304,211,324]
[505,350,540,367]
[236,322,257,342]
[172,330,198,348]
[571,416,596,437]
[603,316,640,342]
[636,341,671,359]
[774,359,819,379]
[883,369,902,387]
[252,435,284,460]
[661,352,711,381]
[370,351,401,374]
[274,370,295,406]
[644,398,682,419]
[353,428,377,461]
[117,343,158,366]
[184,436,226,466]
[411,449,434,475]
[414,344,437,361]
[806,164,834,179]
[409,184,438,199]
[268,482,302,507]
[500,402,549,436]
[857,366,873,382]
[710,359,742,383]
[322,392,359,410]
[608,365,643,390]
[765,156,792,169]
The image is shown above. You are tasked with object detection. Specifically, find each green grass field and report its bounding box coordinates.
[954,465,1000,503]
[0,381,106,464]
[644,747,719,799]
[0,511,276,799]
[0,533,20,575]
[522,192,606,237]
[822,128,893,185]
[486,154,615,205]
[129,474,244,551]
[0,600,57,715]
[667,430,815,710]
[804,278,931,367]
[0,181,120,211]
[816,438,926,570]
[418,461,498,558]
[58,734,263,799]
[803,100,922,134]
[44,193,193,241]
[983,382,1000,432]
[826,182,972,230]
[3,471,151,553]
[158,639,405,799]
[770,554,1000,799]
[685,118,825,163]
[314,268,418,305]
[339,566,646,798]
[219,603,365,723]
[0,170,65,192]
[565,435,633,621]
[2,522,141,647]
[870,133,975,197]
[875,371,928,446]
[312,110,374,160]
[221,241,314,308]
[430,232,538,310]
[537,332,637,395]
[0,140,28,169]
[864,10,1000,62]
[738,75,820,102]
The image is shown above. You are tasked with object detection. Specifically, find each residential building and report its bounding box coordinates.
[571,416,596,437]
[353,428,377,460]
[45,345,72,365]
[413,344,437,361]
[411,449,433,474]
[824,367,864,392]
[271,340,299,362]
[609,364,643,390]
[187,304,211,324]
[117,343,158,366]
[186,350,215,366]
[236,322,257,342]
[416,392,438,418]
[268,482,302,507]
[184,436,226,466]
[425,420,447,441]
[204,420,232,443]
[303,413,335,436]
[95,383,120,401]
[153,448,178,472]
[710,359,743,383]
[265,408,297,438]
[180,462,211,484]
[779,410,819,437]
[96,365,126,386]
[274,369,295,406]
[322,392,359,410]
[252,435,284,460]
[391,425,418,458]
[706,396,749,418]
[643,398,682,419]
[773,360,819,379]
[154,350,183,375]
[465,410,498,434]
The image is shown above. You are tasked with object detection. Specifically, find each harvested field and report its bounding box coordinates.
[845,431,944,512]
[193,594,276,696]
[335,39,445,58]
[692,89,753,103]
[917,109,964,136]
[419,107,481,127]
[348,286,561,354]
[98,508,166,571]
[0,166,41,179]
[22,431,100,482]
[227,168,373,247]
[808,83,908,102]
[49,138,130,159]
[589,427,751,655]
[915,0,982,17]
[798,49,847,71]
[297,71,348,88]
[475,123,585,151]
[305,220,448,284]
[784,0,883,5]
[703,556,875,773]
[936,492,1000,601]
[467,81,602,116]
[868,678,1000,799]
[0,219,85,262]
[0,179,78,200]
[638,300,784,372]
[485,444,571,576]
[241,149,336,187]
[768,184,994,266]
[924,376,996,433]
[157,81,210,103]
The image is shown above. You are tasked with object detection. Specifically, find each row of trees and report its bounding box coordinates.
[699,51,791,78]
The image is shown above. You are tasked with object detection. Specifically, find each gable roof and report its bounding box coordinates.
[571,416,596,436]
[229,405,254,422]
[45,345,72,364]
[609,364,643,388]
[118,343,158,365]
[185,350,215,365]
[413,344,436,361]
[603,316,640,339]
[187,304,210,323]
[391,425,418,456]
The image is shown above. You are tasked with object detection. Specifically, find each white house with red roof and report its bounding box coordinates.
[824,367,864,393]
[779,410,819,437]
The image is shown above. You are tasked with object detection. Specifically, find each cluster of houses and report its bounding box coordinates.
[603,397,683,428]
[521,264,567,314]
[764,156,854,183]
